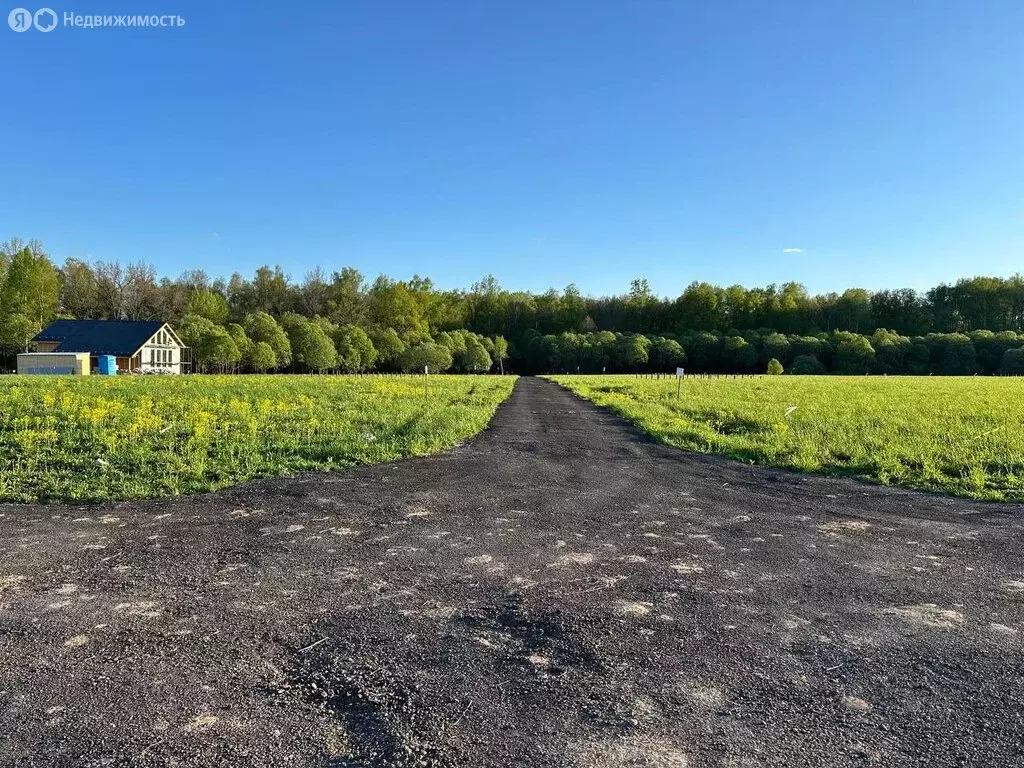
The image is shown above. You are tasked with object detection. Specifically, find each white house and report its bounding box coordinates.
[31,319,190,374]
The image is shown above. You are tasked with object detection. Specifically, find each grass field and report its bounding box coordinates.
[549,375,1024,502]
[0,374,515,502]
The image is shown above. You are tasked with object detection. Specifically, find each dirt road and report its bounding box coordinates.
[1,377,1022,767]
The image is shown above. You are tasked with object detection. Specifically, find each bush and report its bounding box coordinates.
[766,358,784,375]
[790,354,826,375]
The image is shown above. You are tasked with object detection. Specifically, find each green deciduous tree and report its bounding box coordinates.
[245,341,278,373]
[174,313,217,350]
[870,329,912,374]
[327,267,366,326]
[491,335,509,373]
[198,328,241,372]
[650,337,686,369]
[59,258,99,318]
[932,333,979,375]
[832,332,876,374]
[0,247,60,349]
[761,333,791,367]
[225,323,250,365]
[615,334,651,370]
[367,277,429,340]
[459,340,492,372]
[281,313,338,372]
[242,311,292,368]
[674,282,723,332]
[334,324,377,372]
[723,335,757,373]
[368,327,407,371]
[187,289,230,324]
[1000,347,1024,375]
[790,354,826,375]
[400,342,453,373]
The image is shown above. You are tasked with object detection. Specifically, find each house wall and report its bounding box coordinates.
[138,325,184,373]
[34,341,60,353]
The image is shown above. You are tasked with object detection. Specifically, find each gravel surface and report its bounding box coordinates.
[1,377,1022,767]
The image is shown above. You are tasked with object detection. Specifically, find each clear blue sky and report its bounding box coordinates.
[1,0,1021,297]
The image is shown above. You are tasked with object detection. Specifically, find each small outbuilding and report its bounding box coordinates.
[16,352,91,375]
[29,319,190,374]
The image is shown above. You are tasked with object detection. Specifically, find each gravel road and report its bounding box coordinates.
[1,377,1022,767]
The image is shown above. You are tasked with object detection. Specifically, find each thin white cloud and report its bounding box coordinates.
[782,247,803,254]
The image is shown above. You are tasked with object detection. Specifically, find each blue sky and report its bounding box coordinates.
[1,0,1021,297]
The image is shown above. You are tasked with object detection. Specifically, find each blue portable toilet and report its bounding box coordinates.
[98,355,118,375]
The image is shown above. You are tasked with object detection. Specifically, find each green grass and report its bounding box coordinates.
[549,374,1024,502]
[0,374,516,502]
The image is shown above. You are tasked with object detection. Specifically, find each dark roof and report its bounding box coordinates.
[33,320,168,356]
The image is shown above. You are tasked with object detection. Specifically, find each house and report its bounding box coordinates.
[30,320,190,374]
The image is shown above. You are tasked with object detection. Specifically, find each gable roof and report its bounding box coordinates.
[33,320,172,356]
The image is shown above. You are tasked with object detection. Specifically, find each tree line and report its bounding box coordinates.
[1,237,1023,375]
